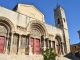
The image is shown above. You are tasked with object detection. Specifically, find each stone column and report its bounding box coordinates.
[44,39,46,51]
[28,35,32,55]
[5,36,9,54]
[60,42,62,55]
[46,38,48,49]
[51,41,55,49]
[10,32,14,54]
[27,37,29,46]
[48,40,49,48]
[51,41,53,48]
[49,40,51,48]
[62,43,65,55]
[25,37,29,55]
[4,36,6,54]
[55,42,57,53]
[63,43,66,55]
[18,35,21,54]
[34,38,35,55]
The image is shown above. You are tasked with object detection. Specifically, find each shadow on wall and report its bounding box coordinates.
[64,52,80,60]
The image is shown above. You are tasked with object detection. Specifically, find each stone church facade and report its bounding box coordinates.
[0,3,70,56]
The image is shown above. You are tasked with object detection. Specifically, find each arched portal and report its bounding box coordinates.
[55,35,63,55]
[0,16,15,53]
[27,20,47,55]
[30,23,46,36]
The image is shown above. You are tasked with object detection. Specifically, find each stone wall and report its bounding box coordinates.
[0,6,63,39]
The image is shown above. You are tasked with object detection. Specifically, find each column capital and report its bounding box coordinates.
[11,31,15,34]
[45,38,49,40]
[6,36,9,41]
[18,34,22,54]
[26,31,31,35]
[19,34,22,36]
[27,34,31,37]
[44,35,49,39]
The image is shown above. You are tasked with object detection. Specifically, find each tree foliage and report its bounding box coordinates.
[42,48,58,60]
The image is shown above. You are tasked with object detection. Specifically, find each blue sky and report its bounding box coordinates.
[0,0,80,45]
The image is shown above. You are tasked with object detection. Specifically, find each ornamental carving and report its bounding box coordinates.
[31,29,41,36]
[17,25,27,31]
[0,16,15,31]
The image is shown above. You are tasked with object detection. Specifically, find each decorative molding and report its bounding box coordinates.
[0,16,15,31]
[48,34,54,40]
[17,25,27,31]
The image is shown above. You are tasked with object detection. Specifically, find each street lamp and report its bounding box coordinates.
[77,30,80,39]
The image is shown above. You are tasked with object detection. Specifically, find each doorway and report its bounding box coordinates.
[30,37,40,54]
[0,36,5,53]
[35,38,40,54]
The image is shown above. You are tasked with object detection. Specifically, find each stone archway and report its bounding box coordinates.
[0,16,15,53]
[27,20,47,36]
[55,35,63,55]
[27,20,47,55]
[0,25,7,53]
[0,16,15,31]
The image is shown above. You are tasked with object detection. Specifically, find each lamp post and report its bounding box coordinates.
[77,30,80,39]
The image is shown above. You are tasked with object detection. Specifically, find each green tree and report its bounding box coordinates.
[42,48,58,60]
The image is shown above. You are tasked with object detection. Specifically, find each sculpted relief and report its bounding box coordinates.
[17,26,27,31]
[31,29,41,36]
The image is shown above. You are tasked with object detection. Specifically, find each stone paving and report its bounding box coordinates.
[0,54,44,60]
[0,54,80,60]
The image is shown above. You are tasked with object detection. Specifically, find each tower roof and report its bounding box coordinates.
[55,0,64,10]
[54,4,64,11]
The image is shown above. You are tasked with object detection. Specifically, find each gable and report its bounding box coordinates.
[15,4,45,22]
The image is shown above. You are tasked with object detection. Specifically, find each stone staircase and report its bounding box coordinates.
[0,54,80,60]
[0,54,43,60]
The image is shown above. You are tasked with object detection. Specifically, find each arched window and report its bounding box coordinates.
[63,18,65,22]
[57,18,60,24]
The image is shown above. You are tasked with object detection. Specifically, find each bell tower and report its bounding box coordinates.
[54,6,70,54]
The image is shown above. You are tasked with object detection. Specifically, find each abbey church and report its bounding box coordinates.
[0,3,70,60]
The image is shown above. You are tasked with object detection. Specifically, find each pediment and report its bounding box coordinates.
[15,4,45,22]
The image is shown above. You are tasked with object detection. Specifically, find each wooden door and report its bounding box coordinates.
[0,36,5,53]
[56,45,59,54]
[30,38,34,54]
[35,39,40,54]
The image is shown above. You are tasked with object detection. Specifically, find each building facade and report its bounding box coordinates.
[71,43,80,58]
[0,3,70,55]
